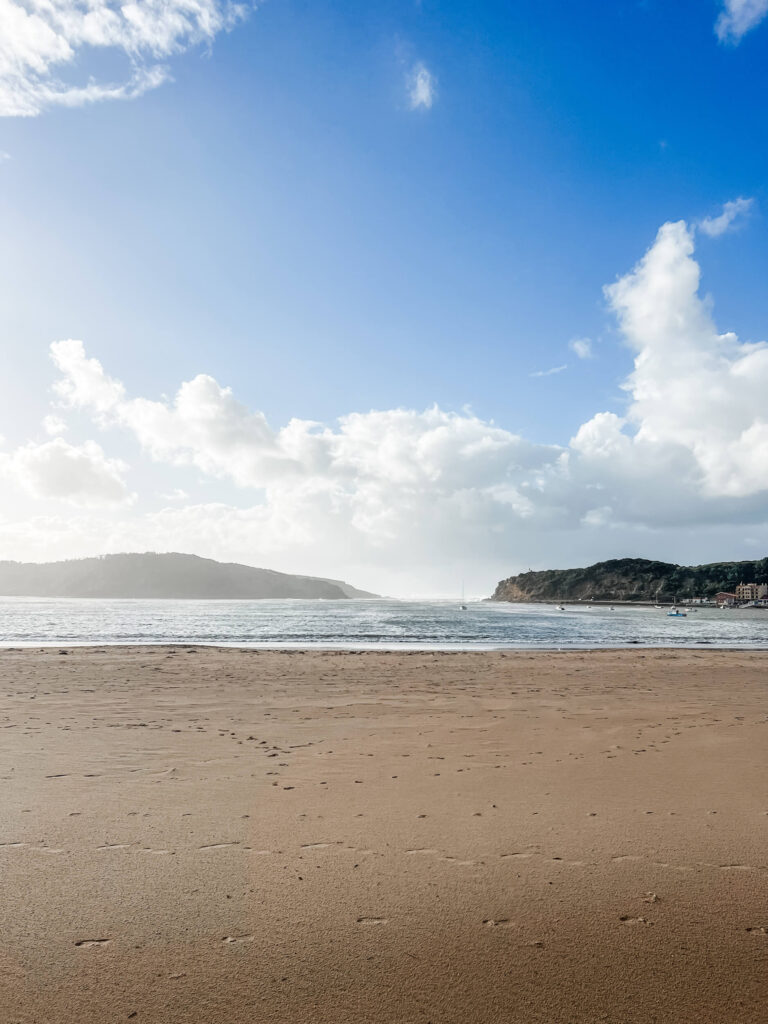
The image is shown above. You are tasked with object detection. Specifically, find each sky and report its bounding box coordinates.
[2,0,768,596]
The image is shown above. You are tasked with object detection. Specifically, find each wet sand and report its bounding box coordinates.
[0,647,766,1023]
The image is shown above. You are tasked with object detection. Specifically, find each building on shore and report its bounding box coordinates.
[735,582,768,602]
[686,585,768,607]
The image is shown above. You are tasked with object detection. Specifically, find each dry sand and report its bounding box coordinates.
[0,647,766,1023]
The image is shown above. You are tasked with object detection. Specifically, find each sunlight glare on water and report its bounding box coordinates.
[1,598,767,649]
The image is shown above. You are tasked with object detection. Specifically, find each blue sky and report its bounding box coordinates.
[2,0,768,594]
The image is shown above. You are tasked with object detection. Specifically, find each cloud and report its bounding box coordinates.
[600,218,768,500]
[48,214,768,522]
[568,337,593,360]
[0,437,131,505]
[51,339,126,414]
[698,196,754,237]
[6,211,768,591]
[529,364,567,378]
[715,0,768,42]
[407,61,435,110]
[0,0,248,117]
[51,339,286,486]
[50,339,558,498]
[42,414,67,436]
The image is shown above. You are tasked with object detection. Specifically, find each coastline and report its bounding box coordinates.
[489,598,767,608]
[3,638,768,650]
[4,598,768,652]
[2,640,767,649]
[1,647,766,1023]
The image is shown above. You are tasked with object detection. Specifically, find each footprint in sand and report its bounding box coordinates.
[501,852,532,860]
[199,843,240,850]
[2,843,64,854]
[356,917,387,925]
[483,919,514,928]
[75,939,110,948]
[222,934,254,944]
[746,926,767,936]
[619,916,651,926]
[406,848,438,855]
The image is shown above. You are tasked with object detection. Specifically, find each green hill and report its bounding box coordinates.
[0,553,377,600]
[490,557,768,604]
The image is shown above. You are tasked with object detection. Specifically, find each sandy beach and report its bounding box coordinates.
[0,647,766,1023]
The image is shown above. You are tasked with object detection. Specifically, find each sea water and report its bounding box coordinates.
[0,597,767,649]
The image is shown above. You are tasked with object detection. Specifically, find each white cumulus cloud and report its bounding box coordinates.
[0,0,249,117]
[603,218,768,500]
[5,210,768,591]
[698,197,754,237]
[42,414,67,436]
[569,337,593,359]
[44,211,768,553]
[408,61,435,110]
[0,437,131,505]
[50,339,558,498]
[716,0,768,42]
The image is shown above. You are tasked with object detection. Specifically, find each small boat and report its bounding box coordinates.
[556,604,565,611]
[459,582,467,611]
[667,609,687,618]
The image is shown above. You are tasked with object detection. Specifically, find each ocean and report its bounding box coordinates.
[1,597,767,649]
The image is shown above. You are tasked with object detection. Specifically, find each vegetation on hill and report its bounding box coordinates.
[0,553,377,600]
[490,557,768,604]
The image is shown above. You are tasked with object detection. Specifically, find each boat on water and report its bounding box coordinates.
[556,604,565,611]
[459,582,467,611]
[667,608,687,618]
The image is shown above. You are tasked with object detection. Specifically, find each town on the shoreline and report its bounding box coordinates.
[688,582,768,608]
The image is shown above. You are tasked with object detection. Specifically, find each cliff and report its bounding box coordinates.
[0,553,377,600]
[490,557,768,604]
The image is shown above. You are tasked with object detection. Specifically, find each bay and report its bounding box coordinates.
[1,597,768,649]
